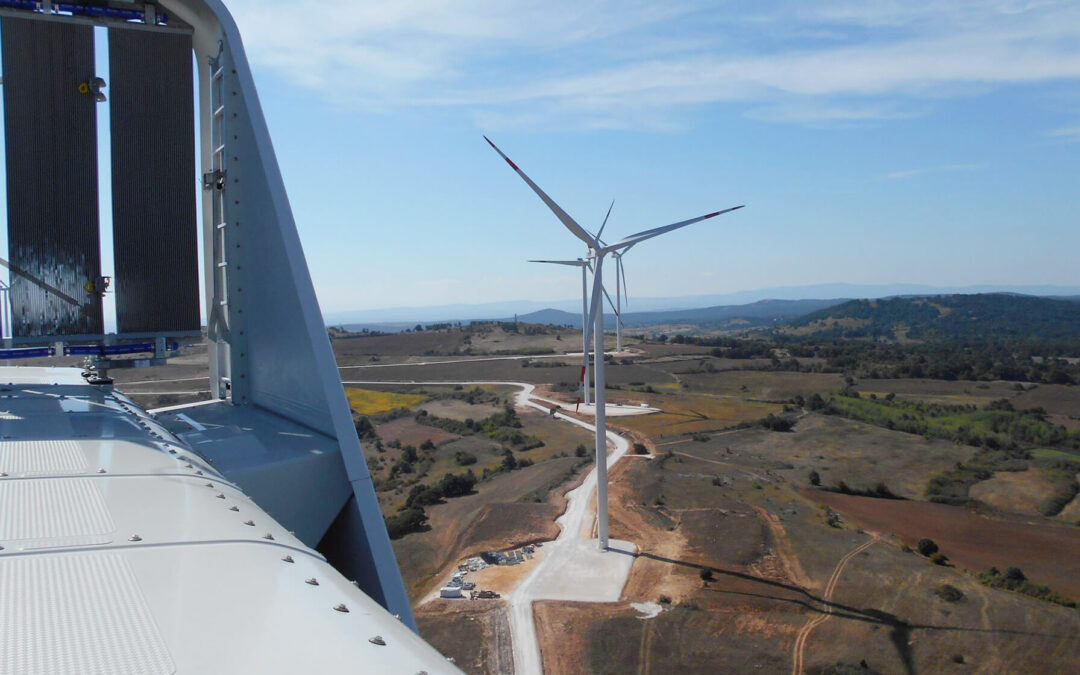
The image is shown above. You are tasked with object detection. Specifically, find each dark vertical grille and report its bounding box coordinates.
[109,29,199,334]
[1,18,103,338]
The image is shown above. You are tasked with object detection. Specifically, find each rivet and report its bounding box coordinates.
[169,449,177,454]
[206,482,215,488]
[184,463,193,469]
[0,472,8,477]
[229,506,239,511]
[244,519,254,526]
[282,555,294,563]
[97,468,106,473]
[305,578,319,586]
[367,634,384,643]
[129,535,142,542]
[217,493,226,499]
[195,470,204,476]
[335,604,351,614]
[0,545,5,551]
[263,533,274,540]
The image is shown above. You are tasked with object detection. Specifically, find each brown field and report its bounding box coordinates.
[1012,383,1080,417]
[808,490,1080,599]
[855,378,1024,406]
[613,392,784,439]
[969,469,1058,517]
[679,370,846,401]
[666,414,976,500]
[417,398,502,421]
[416,600,512,675]
[375,417,460,447]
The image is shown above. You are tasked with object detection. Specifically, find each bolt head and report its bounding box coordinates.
[97,468,106,474]
[263,533,274,540]
[129,535,142,542]
[305,578,319,586]
[281,555,294,563]
[367,634,384,643]
[230,506,240,512]
[335,604,352,614]
[243,519,254,526]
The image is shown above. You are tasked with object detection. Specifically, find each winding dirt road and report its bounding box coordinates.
[790,535,879,675]
[341,379,635,675]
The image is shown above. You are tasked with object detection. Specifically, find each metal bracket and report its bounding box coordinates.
[202,169,226,191]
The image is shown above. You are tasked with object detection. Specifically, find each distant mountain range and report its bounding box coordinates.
[790,294,1080,341]
[324,283,1080,327]
[513,298,845,330]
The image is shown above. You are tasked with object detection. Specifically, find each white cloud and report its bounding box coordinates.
[225,0,1080,128]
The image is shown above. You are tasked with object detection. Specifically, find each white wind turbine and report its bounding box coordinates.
[486,136,744,550]
[528,257,593,407]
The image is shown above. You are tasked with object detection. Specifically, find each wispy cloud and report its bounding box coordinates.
[1046,125,1080,143]
[882,163,988,180]
[227,0,1080,129]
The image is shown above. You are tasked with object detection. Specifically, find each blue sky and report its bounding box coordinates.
[9,1,1080,319]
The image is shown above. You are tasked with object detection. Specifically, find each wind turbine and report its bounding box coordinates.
[486,136,744,550]
[529,258,592,407]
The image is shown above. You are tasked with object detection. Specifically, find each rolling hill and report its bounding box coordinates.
[788,294,1080,342]
[516,298,845,330]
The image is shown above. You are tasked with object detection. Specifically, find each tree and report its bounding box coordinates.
[633,443,649,455]
[574,444,588,458]
[401,445,418,463]
[699,568,714,583]
[808,470,821,487]
[438,471,477,498]
[917,538,939,556]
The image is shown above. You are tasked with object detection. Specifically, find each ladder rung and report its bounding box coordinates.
[216,222,228,230]
[212,68,224,81]
[217,261,228,268]
[213,144,226,155]
[213,106,225,118]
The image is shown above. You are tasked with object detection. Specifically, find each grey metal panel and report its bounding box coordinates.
[109,29,200,333]
[1,18,103,338]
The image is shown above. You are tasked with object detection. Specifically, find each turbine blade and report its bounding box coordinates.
[618,255,628,307]
[484,136,597,247]
[603,285,624,327]
[581,256,606,351]
[596,199,614,243]
[606,205,744,251]
[528,259,587,267]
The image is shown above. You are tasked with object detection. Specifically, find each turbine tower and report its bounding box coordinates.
[486,136,744,550]
[530,258,592,406]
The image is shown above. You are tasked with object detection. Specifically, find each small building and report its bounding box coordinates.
[440,586,463,599]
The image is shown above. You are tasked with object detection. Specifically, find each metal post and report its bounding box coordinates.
[593,260,609,550]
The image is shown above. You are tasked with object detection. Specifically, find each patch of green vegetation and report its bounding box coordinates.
[416,404,544,450]
[977,567,1077,608]
[1037,461,1080,516]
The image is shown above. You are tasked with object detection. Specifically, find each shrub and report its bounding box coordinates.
[808,470,821,486]
[692,433,709,442]
[934,584,964,602]
[438,471,477,498]
[699,568,714,582]
[930,552,949,566]
[385,507,427,539]
[658,595,672,605]
[917,538,939,556]
[574,444,588,458]
[760,413,794,432]
[453,451,477,466]
[633,443,649,455]
[419,439,435,452]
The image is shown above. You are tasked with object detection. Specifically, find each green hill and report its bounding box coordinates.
[788,294,1080,342]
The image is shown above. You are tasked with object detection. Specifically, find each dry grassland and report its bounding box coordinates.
[614,392,783,439]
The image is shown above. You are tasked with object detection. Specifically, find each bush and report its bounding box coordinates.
[658,594,672,605]
[808,470,821,487]
[453,451,477,466]
[574,444,588,458]
[699,568,714,582]
[385,507,427,539]
[930,552,949,566]
[405,484,442,508]
[760,413,794,432]
[633,443,649,455]
[438,471,477,498]
[934,584,964,602]
[420,439,435,451]
[917,538,939,556]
